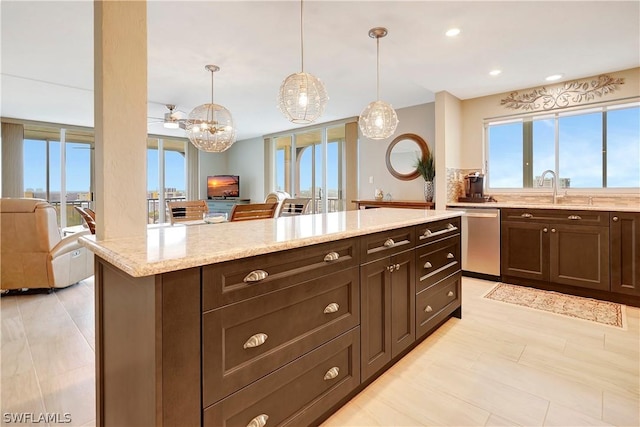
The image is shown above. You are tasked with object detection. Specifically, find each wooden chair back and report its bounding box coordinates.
[279,198,312,217]
[229,202,278,222]
[167,200,209,225]
[74,206,96,234]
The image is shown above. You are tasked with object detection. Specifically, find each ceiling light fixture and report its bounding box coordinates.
[445,28,461,37]
[185,65,236,153]
[277,0,328,124]
[163,104,180,129]
[489,69,502,76]
[545,74,564,82]
[359,27,398,140]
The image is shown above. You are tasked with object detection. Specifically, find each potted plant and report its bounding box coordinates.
[415,153,435,202]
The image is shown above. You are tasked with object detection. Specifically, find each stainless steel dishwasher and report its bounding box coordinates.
[448,207,501,279]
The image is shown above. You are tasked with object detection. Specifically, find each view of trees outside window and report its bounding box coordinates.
[487,104,640,189]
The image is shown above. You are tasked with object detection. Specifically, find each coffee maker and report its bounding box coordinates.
[459,172,486,202]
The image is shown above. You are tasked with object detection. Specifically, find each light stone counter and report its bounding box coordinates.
[80,208,461,278]
[447,201,640,212]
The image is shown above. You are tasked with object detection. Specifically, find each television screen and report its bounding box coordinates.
[207,175,240,199]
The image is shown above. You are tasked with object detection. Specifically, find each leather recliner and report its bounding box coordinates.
[1,198,94,291]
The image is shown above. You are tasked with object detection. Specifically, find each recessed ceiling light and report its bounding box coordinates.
[489,69,502,76]
[545,74,564,82]
[445,28,461,37]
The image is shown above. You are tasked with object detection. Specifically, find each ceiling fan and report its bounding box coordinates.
[148,104,187,130]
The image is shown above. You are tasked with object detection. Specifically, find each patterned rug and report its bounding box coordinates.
[483,283,626,329]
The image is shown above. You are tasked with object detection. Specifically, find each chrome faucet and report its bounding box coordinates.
[538,170,558,204]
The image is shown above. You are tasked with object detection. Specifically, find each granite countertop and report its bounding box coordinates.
[447,201,640,213]
[80,208,461,278]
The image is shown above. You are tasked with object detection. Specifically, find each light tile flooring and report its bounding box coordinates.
[1,277,638,427]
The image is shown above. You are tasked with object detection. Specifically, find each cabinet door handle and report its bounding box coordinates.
[568,215,582,220]
[612,216,619,222]
[383,238,395,248]
[246,414,269,427]
[324,251,340,262]
[388,265,395,272]
[447,253,455,259]
[424,261,433,269]
[243,270,268,283]
[323,366,340,380]
[551,228,556,233]
[395,263,400,270]
[543,228,548,233]
[521,213,533,218]
[323,302,340,314]
[447,291,454,297]
[420,224,458,239]
[243,333,268,349]
[424,305,433,313]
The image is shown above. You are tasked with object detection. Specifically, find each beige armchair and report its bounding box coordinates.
[1,198,94,291]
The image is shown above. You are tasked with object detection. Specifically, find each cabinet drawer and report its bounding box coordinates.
[415,235,461,293]
[416,272,461,339]
[203,238,359,310]
[415,217,461,246]
[203,267,359,406]
[204,327,360,427]
[502,208,609,226]
[360,226,414,264]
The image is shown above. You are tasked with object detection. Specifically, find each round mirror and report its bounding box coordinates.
[385,133,429,180]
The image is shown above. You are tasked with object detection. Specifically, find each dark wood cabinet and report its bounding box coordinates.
[611,212,640,296]
[501,209,609,291]
[360,249,415,382]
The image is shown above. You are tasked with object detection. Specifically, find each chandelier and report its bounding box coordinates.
[359,27,398,140]
[185,65,236,152]
[277,0,328,124]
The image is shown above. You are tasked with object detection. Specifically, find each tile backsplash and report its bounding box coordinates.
[446,167,640,207]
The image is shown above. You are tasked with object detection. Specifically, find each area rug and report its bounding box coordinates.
[483,283,626,329]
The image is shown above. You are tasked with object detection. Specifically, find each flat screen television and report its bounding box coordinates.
[207,175,240,199]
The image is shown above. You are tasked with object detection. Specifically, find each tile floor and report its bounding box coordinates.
[1,277,638,427]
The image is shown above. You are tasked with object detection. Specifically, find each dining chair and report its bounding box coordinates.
[166,200,209,225]
[278,198,312,217]
[229,202,278,222]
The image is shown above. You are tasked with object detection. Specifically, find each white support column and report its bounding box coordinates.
[94,0,147,239]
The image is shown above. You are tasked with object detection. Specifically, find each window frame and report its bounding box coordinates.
[485,100,640,194]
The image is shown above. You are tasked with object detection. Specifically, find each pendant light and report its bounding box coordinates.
[277,0,328,124]
[359,27,399,140]
[185,65,236,152]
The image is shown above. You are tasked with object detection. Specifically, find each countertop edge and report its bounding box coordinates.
[80,210,462,278]
[446,202,640,212]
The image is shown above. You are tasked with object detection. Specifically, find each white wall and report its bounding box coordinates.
[358,102,436,201]
[226,136,265,203]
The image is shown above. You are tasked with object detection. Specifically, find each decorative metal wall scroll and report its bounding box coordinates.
[500,75,625,111]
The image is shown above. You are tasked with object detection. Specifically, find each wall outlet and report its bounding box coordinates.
[369,176,374,184]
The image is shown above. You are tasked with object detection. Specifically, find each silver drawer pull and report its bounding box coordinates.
[247,414,269,427]
[447,291,454,297]
[521,213,533,218]
[568,215,582,220]
[243,270,268,283]
[424,261,433,269]
[323,302,340,314]
[421,224,458,239]
[243,333,268,349]
[323,366,340,381]
[424,305,433,313]
[395,263,400,270]
[324,251,340,262]
[612,216,619,222]
[446,253,455,259]
[383,238,395,248]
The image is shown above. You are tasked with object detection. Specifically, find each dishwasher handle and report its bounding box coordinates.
[464,212,499,218]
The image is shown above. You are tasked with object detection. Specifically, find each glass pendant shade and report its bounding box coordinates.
[278,72,328,124]
[186,64,236,153]
[185,103,236,152]
[359,100,399,140]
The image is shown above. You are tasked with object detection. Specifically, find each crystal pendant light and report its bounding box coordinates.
[359,27,399,140]
[186,65,236,152]
[277,0,328,124]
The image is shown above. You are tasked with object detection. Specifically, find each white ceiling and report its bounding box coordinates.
[2,0,639,141]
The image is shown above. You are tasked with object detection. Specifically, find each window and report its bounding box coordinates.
[486,103,640,190]
[147,137,187,223]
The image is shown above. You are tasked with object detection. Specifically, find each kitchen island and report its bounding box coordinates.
[80,208,463,427]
